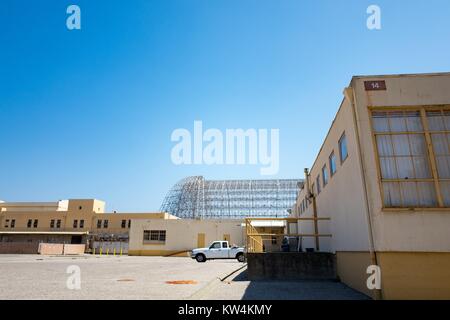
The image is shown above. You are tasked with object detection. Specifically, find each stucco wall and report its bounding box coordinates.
[377,251,450,299]
[336,251,373,298]
[293,73,450,299]
[0,199,170,236]
[128,219,244,255]
[295,95,371,253]
[352,73,450,252]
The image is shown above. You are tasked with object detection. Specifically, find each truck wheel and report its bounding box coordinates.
[195,254,206,263]
[236,253,245,262]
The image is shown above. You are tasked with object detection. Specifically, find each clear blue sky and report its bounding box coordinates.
[1,0,450,212]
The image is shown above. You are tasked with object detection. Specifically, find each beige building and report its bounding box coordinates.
[0,199,246,257]
[292,72,450,299]
[0,199,174,253]
[128,218,245,256]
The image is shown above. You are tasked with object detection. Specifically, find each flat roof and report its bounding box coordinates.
[352,71,450,79]
[249,221,285,227]
[0,231,89,235]
[0,202,60,207]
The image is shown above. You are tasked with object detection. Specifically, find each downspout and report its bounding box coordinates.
[305,168,319,251]
[344,85,381,300]
[304,168,311,196]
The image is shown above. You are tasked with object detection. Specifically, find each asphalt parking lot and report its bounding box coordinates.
[0,254,369,300]
[0,254,243,300]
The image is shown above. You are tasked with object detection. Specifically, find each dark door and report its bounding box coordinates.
[71,235,82,244]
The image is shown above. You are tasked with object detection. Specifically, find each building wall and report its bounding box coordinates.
[0,199,170,236]
[293,94,371,253]
[128,219,244,256]
[351,74,450,253]
[0,200,68,212]
[336,251,373,298]
[0,234,79,254]
[293,73,450,299]
[0,234,74,243]
[377,252,450,300]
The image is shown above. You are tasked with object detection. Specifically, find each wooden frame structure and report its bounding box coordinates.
[244,217,331,253]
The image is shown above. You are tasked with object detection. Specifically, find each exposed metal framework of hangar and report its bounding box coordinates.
[160,176,302,219]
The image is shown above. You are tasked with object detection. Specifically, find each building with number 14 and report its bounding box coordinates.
[292,72,450,299]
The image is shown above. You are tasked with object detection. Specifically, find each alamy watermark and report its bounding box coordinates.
[65,5,381,31]
[366,264,381,290]
[367,5,381,30]
[66,265,81,290]
[171,121,279,175]
[66,5,81,30]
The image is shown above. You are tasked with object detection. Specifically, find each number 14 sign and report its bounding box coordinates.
[364,80,387,91]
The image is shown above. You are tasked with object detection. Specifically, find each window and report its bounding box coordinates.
[4,219,9,228]
[128,220,131,228]
[73,220,78,228]
[271,236,277,245]
[50,220,55,228]
[121,220,126,228]
[143,230,166,243]
[372,108,450,208]
[222,242,228,248]
[97,220,102,228]
[322,165,329,186]
[103,220,109,228]
[10,220,15,228]
[56,220,61,228]
[329,151,337,176]
[316,175,321,194]
[210,242,221,249]
[79,206,82,210]
[33,219,38,228]
[79,220,84,228]
[27,219,32,228]
[339,132,348,163]
[427,109,450,206]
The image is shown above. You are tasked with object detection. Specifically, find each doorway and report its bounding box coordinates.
[71,235,82,244]
[197,233,205,248]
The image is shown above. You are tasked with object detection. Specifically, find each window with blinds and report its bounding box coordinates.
[371,108,450,208]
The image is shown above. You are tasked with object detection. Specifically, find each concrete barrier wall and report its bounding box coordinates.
[63,244,85,255]
[38,243,64,255]
[37,243,85,255]
[247,252,337,281]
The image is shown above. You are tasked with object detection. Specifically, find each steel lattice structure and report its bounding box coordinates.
[160,176,302,219]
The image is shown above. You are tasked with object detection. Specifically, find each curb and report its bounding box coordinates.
[186,263,247,300]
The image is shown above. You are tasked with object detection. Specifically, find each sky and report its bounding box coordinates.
[1,0,450,212]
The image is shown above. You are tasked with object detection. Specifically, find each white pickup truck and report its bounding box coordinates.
[191,241,245,263]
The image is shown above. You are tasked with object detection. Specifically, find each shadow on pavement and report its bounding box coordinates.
[228,268,371,300]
